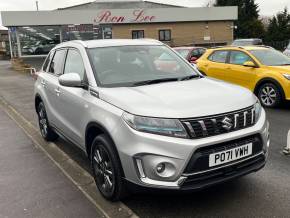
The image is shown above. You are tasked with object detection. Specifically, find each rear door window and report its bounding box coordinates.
[42,51,54,72]
[208,50,229,63]
[48,49,67,76]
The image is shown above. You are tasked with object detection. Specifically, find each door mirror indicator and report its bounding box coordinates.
[59,73,82,87]
[243,61,256,68]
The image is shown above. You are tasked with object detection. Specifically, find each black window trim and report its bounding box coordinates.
[159,29,171,42]
[131,30,145,39]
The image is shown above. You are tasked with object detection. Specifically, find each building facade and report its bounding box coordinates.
[0,0,237,57]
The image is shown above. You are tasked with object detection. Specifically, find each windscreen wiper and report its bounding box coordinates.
[132,78,179,86]
[179,74,201,81]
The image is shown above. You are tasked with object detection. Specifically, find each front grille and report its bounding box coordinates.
[181,106,255,139]
[183,134,263,174]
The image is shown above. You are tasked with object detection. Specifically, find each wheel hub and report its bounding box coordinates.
[260,86,277,106]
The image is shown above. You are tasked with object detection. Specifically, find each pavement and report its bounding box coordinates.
[0,59,290,217]
[0,107,103,218]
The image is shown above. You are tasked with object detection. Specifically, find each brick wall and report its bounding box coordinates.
[112,21,234,46]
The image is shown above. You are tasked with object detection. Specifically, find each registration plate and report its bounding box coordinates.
[209,143,253,167]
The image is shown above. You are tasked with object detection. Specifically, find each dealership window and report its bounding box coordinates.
[17,26,60,56]
[132,30,144,39]
[61,24,94,42]
[159,29,171,41]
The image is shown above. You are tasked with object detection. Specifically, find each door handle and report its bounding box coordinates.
[54,88,61,96]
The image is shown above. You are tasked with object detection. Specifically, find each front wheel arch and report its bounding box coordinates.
[254,78,285,100]
[85,122,125,177]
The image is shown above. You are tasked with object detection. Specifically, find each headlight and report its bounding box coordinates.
[283,74,290,80]
[122,112,188,138]
[254,100,262,122]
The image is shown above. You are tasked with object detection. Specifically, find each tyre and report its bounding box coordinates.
[37,102,58,141]
[91,134,127,201]
[257,83,283,108]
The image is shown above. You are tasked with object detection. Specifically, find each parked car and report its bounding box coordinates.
[34,39,269,201]
[174,47,206,64]
[232,39,263,46]
[283,41,290,57]
[197,46,290,107]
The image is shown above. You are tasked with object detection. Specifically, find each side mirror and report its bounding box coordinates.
[243,61,256,68]
[189,56,198,64]
[59,73,82,87]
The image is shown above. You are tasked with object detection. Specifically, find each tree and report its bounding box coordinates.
[266,8,290,42]
[215,0,265,39]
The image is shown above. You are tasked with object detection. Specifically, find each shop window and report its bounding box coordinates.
[159,29,171,41]
[61,24,94,41]
[17,26,60,56]
[132,30,144,39]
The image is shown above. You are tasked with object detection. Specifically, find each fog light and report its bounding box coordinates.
[156,163,165,173]
[154,162,176,178]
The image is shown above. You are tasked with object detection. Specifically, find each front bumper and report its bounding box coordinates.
[114,109,269,190]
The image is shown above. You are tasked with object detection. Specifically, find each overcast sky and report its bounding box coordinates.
[0,0,289,25]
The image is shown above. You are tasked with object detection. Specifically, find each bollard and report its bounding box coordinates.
[283,129,290,155]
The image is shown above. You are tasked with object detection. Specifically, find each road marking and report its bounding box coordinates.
[0,97,138,218]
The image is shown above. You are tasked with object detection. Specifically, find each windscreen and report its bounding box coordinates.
[88,45,198,87]
[250,49,290,66]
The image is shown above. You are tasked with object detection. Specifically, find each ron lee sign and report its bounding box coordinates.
[93,9,156,24]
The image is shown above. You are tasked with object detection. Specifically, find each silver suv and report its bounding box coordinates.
[34,39,270,201]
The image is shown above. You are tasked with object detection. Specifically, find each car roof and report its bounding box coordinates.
[174,46,205,50]
[55,39,163,49]
[210,45,270,51]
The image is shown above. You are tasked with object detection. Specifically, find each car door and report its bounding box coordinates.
[41,49,67,126]
[54,48,90,146]
[227,50,258,90]
[205,50,230,80]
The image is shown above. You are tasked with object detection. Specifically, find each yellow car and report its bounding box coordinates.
[197,46,290,107]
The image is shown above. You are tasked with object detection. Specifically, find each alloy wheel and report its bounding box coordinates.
[260,86,277,107]
[93,145,115,196]
[38,105,48,137]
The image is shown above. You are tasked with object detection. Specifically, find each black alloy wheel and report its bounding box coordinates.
[37,102,58,141]
[91,134,127,201]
